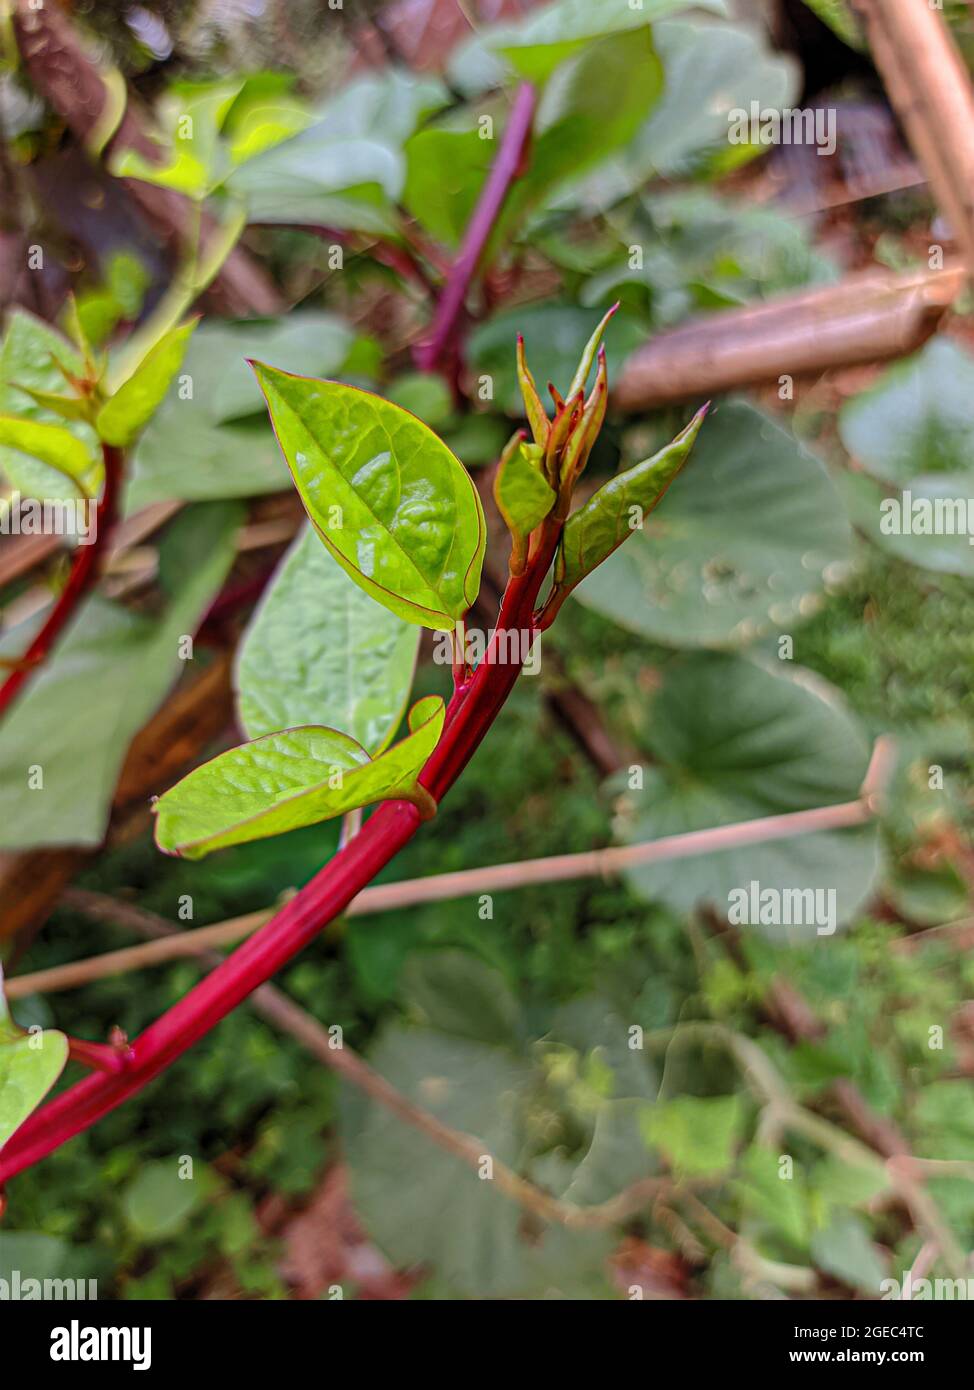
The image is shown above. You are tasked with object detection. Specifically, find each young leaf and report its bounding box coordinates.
[12,386,93,425]
[516,335,550,446]
[555,404,707,595]
[493,432,556,575]
[236,524,420,751]
[565,303,618,402]
[154,694,445,859]
[0,417,96,490]
[97,319,198,447]
[0,967,69,1151]
[251,364,486,631]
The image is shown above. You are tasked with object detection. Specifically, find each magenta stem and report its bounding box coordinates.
[0,519,562,1183]
[414,82,536,373]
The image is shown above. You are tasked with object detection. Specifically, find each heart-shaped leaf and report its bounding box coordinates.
[251,363,486,631]
[556,405,706,595]
[0,968,68,1151]
[236,523,420,750]
[613,652,880,937]
[98,320,198,446]
[573,400,852,646]
[154,694,445,859]
[838,336,974,487]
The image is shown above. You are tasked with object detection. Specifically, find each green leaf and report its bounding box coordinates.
[494,434,555,571]
[734,1144,810,1248]
[0,967,69,1151]
[800,0,864,50]
[97,319,197,446]
[493,0,725,83]
[0,309,99,501]
[12,386,92,424]
[470,303,644,414]
[224,69,444,232]
[641,1094,744,1177]
[402,128,492,248]
[576,17,796,206]
[229,68,447,228]
[251,364,486,630]
[129,313,354,508]
[556,405,705,595]
[340,1024,531,1296]
[614,653,881,935]
[0,503,241,850]
[810,1212,887,1295]
[236,523,420,750]
[384,372,454,430]
[839,470,974,579]
[838,336,974,486]
[511,27,663,215]
[154,695,445,860]
[402,950,523,1047]
[122,1160,203,1242]
[574,400,852,646]
[0,417,95,489]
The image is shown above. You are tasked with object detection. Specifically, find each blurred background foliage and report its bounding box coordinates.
[2,0,974,1299]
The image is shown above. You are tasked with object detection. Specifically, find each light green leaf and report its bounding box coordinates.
[154,695,445,860]
[641,1094,744,1177]
[97,319,197,445]
[251,364,486,630]
[0,309,99,500]
[0,967,69,1151]
[0,417,95,489]
[574,400,852,646]
[236,523,420,750]
[615,653,881,935]
[494,435,555,570]
[12,386,92,424]
[494,0,725,83]
[403,127,492,247]
[0,504,241,850]
[556,405,704,594]
[838,336,974,486]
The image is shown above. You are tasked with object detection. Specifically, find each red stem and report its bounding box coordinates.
[414,82,536,373]
[0,521,562,1183]
[0,444,123,720]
